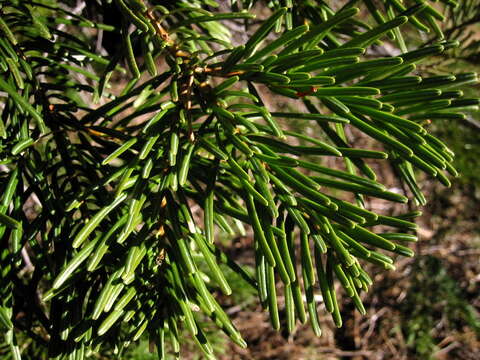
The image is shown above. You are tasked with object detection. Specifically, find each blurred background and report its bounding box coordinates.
[161,2,479,359]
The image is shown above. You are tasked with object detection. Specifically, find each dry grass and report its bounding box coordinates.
[211,179,480,360]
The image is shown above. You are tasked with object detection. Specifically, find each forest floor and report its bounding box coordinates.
[215,180,480,360]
